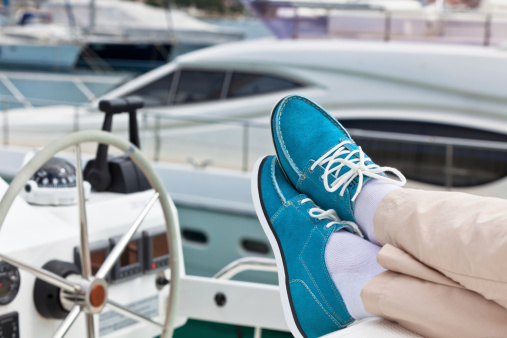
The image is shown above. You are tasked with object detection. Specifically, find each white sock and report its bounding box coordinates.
[353,179,401,246]
[325,230,385,320]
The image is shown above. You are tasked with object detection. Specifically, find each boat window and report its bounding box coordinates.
[227,72,303,98]
[127,73,174,107]
[173,70,225,105]
[241,239,270,255]
[181,229,208,245]
[340,120,507,187]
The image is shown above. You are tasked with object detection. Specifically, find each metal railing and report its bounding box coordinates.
[0,71,128,109]
[348,128,507,189]
[253,0,507,47]
[142,111,507,190]
[140,111,271,171]
[213,257,278,338]
[2,101,507,190]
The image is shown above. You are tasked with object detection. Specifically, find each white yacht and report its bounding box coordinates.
[0,24,82,70]
[0,0,243,71]
[4,37,507,197]
[37,0,244,70]
[93,38,507,197]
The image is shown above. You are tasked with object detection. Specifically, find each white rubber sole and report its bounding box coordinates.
[251,156,305,338]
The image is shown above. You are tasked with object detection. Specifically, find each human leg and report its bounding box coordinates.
[365,244,507,336]
[271,94,507,308]
[269,94,507,335]
[362,270,507,337]
[253,154,507,338]
[373,188,507,309]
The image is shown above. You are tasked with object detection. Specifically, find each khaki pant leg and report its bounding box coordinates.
[361,271,507,338]
[377,244,464,289]
[373,188,507,308]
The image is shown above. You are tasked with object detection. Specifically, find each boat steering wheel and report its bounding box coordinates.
[0,130,181,338]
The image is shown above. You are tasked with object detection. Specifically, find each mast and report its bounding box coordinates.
[3,0,10,25]
[89,0,95,32]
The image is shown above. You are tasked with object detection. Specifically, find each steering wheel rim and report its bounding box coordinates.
[0,130,181,338]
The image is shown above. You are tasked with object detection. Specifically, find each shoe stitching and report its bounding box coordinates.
[289,279,342,328]
[275,96,351,180]
[298,161,315,190]
[297,174,306,191]
[291,201,321,229]
[276,97,302,177]
[270,203,287,224]
[305,167,354,221]
[287,203,354,326]
[305,171,332,204]
[270,156,287,205]
[295,206,362,317]
[273,199,324,232]
[299,228,344,321]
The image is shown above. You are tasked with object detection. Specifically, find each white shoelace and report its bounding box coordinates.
[310,140,406,202]
[301,198,362,236]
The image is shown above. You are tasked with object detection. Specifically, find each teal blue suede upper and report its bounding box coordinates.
[258,156,355,337]
[271,95,375,223]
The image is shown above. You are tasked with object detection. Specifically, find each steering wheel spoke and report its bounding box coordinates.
[75,145,92,280]
[52,305,81,338]
[0,253,80,293]
[95,192,159,280]
[85,314,98,338]
[107,299,165,330]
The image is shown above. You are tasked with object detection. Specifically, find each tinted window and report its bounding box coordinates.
[128,73,173,107]
[340,119,507,187]
[227,72,302,98]
[173,70,225,105]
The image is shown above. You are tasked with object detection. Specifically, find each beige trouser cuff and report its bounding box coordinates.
[360,188,507,337]
[362,270,507,338]
[374,188,507,308]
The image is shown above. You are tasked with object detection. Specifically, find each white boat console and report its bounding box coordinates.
[0,131,423,338]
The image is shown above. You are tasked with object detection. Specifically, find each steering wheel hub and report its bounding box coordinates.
[84,279,108,314]
[90,284,106,307]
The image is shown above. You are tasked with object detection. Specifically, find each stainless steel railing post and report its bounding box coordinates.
[445,144,454,189]
[2,101,8,146]
[384,11,391,42]
[484,13,492,47]
[242,122,249,172]
[293,8,300,39]
[73,106,80,132]
[154,115,161,162]
[253,327,262,338]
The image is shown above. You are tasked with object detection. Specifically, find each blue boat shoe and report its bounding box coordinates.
[271,94,406,224]
[252,155,363,338]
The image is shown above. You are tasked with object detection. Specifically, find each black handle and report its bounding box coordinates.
[98,96,144,115]
[84,96,145,191]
